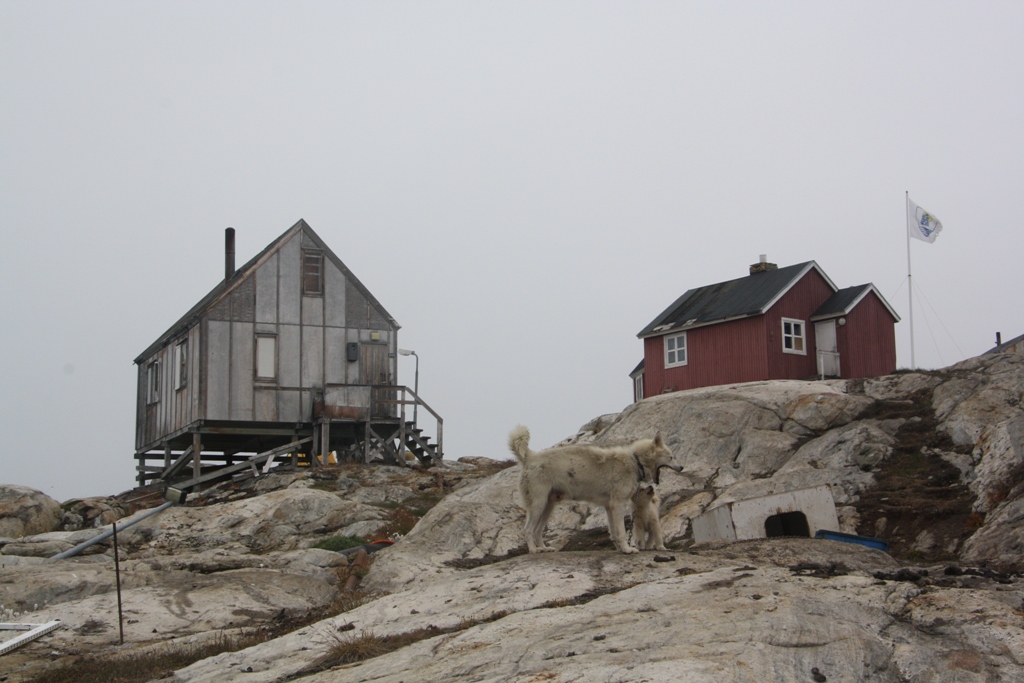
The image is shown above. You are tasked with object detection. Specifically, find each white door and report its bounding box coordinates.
[815,320,840,377]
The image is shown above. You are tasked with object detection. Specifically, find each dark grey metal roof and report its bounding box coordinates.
[810,284,901,322]
[811,285,871,319]
[638,261,833,338]
[629,359,644,377]
[135,219,399,363]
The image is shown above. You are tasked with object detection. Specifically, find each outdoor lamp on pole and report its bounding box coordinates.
[398,348,419,427]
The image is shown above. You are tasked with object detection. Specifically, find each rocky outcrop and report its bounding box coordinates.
[117,488,383,555]
[0,459,506,681]
[2,353,1022,683]
[59,495,133,531]
[0,484,62,538]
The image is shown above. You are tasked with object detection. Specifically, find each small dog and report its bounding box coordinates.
[508,425,679,554]
[632,484,667,551]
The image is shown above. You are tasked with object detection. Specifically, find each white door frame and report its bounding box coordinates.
[815,320,840,378]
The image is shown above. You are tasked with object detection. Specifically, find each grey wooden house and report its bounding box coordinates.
[133,220,442,488]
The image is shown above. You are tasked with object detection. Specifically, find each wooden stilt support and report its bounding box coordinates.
[192,432,202,492]
[320,419,330,466]
[313,423,322,467]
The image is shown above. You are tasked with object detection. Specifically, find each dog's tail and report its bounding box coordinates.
[508,425,532,464]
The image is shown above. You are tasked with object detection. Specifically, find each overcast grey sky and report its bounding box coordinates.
[2,2,1022,502]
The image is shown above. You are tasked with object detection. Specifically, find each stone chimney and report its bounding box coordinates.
[749,254,777,275]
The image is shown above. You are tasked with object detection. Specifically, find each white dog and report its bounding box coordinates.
[508,425,679,554]
[632,484,667,551]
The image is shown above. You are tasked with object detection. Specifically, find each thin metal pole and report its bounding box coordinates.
[113,521,124,645]
[412,352,419,428]
[906,190,915,369]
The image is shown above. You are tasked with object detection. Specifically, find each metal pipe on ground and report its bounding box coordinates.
[49,501,175,561]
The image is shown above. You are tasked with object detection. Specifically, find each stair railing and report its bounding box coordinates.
[370,385,443,460]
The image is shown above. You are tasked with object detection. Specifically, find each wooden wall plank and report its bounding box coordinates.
[255,253,278,324]
[324,258,346,328]
[206,320,231,420]
[278,235,301,325]
[279,389,301,422]
[230,321,254,421]
[302,295,324,326]
[302,326,324,388]
[279,324,301,387]
[254,387,277,422]
[325,327,346,384]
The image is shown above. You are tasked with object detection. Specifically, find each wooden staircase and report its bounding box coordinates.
[401,422,441,466]
[363,421,442,467]
[365,385,444,467]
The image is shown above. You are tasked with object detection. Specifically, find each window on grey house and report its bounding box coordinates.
[302,250,323,295]
[174,340,188,390]
[256,335,277,381]
[147,361,160,404]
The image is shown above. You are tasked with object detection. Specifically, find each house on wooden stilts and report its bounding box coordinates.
[133,219,442,490]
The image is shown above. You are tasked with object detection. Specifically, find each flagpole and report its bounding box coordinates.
[906,190,915,369]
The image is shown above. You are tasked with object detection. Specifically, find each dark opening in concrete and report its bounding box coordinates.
[764,511,810,538]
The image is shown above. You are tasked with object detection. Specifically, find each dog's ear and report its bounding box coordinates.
[653,431,664,447]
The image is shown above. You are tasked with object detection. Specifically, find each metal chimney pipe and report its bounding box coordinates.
[225,227,236,280]
[996,332,1002,346]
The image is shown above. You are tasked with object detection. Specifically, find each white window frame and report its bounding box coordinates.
[255,334,278,381]
[782,318,807,355]
[664,332,687,368]
[634,374,644,402]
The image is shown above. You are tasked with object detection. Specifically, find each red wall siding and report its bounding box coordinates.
[644,315,769,394]
[836,291,897,378]
[765,269,835,380]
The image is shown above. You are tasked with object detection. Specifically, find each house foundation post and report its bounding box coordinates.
[192,432,202,492]
[136,452,147,487]
[320,419,331,467]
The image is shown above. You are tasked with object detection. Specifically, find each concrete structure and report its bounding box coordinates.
[691,485,840,544]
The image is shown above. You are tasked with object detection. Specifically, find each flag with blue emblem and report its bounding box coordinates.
[907,199,943,243]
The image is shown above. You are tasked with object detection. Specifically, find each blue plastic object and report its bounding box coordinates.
[815,529,889,552]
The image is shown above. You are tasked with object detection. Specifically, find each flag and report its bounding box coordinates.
[908,199,943,243]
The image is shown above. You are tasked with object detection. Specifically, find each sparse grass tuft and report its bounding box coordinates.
[26,592,377,683]
[319,628,393,665]
[376,506,421,539]
[313,609,512,672]
[26,631,264,683]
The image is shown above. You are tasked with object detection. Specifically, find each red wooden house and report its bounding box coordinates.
[632,258,899,400]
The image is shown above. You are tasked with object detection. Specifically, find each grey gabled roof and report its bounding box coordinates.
[810,284,900,322]
[637,261,836,338]
[135,219,398,363]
